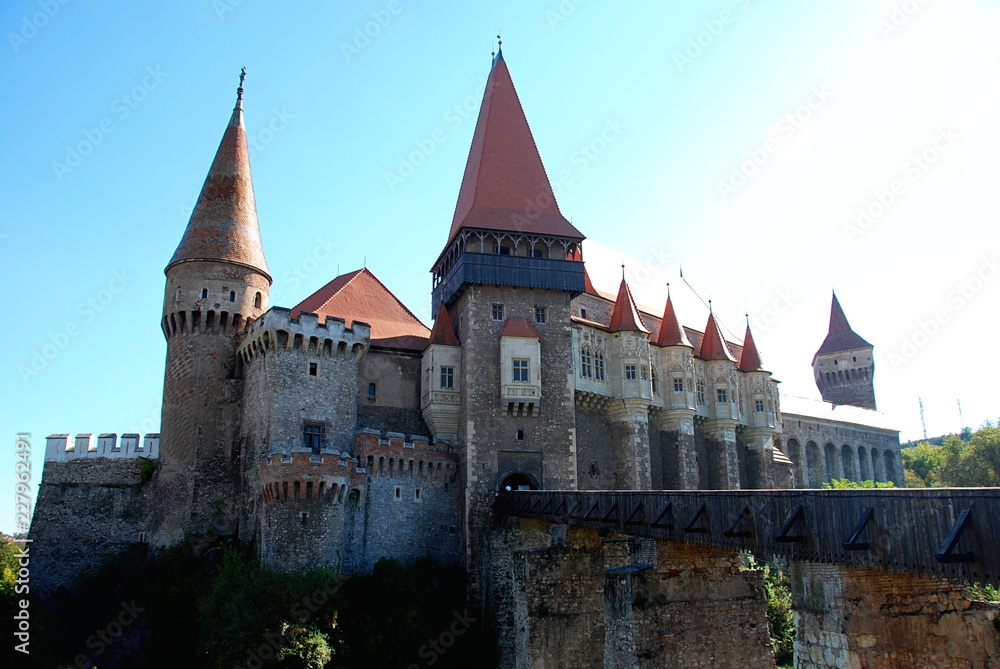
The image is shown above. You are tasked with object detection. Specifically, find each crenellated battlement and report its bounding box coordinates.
[45,433,159,462]
[237,307,371,365]
[354,429,459,484]
[260,448,366,504]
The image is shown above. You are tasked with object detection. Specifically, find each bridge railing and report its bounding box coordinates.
[494,488,1000,585]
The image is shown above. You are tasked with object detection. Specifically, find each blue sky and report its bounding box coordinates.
[3,1,999,534]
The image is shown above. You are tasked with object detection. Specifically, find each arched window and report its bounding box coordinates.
[254,292,262,309]
[580,346,592,378]
[594,350,606,381]
[651,366,658,392]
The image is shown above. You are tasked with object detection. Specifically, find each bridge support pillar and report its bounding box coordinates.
[704,418,741,489]
[742,427,776,489]
[791,561,1000,669]
[654,410,698,489]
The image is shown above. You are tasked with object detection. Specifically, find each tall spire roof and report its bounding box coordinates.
[816,292,871,355]
[609,276,649,333]
[167,71,270,281]
[653,287,692,347]
[738,322,764,372]
[446,49,583,245]
[427,304,460,347]
[698,311,736,362]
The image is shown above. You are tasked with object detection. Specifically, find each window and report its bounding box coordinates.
[651,367,658,392]
[673,377,684,392]
[175,289,181,302]
[516,430,524,441]
[308,362,318,376]
[512,359,529,383]
[580,308,587,319]
[201,288,208,299]
[595,351,606,381]
[304,424,322,452]
[229,290,236,302]
[640,366,648,380]
[394,487,401,499]
[440,366,454,389]
[625,364,636,380]
[716,388,728,403]
[368,382,377,397]
[535,307,546,324]
[492,304,504,321]
[254,292,262,309]
[755,399,765,412]
[697,380,706,405]
[415,488,421,500]
[580,347,592,378]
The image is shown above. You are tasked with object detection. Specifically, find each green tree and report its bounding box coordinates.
[900,442,944,487]
[822,478,895,489]
[937,427,1000,487]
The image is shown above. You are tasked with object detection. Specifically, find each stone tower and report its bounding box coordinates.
[812,292,875,410]
[428,48,586,597]
[149,76,272,546]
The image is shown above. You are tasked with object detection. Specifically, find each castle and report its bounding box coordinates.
[29,49,903,596]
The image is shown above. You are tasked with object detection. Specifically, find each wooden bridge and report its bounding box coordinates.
[494,488,1000,585]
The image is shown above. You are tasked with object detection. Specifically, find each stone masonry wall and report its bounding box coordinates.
[793,561,1000,669]
[30,458,151,594]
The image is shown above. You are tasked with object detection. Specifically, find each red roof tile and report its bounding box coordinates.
[816,292,871,355]
[427,304,460,347]
[653,293,691,347]
[500,317,541,339]
[609,278,650,333]
[293,268,430,350]
[447,51,583,245]
[738,325,764,372]
[167,98,270,280]
[698,312,736,362]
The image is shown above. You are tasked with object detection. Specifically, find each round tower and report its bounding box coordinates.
[150,72,272,547]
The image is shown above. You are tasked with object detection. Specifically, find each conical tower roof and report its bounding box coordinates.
[609,277,649,333]
[654,288,692,347]
[167,78,270,281]
[427,304,460,347]
[698,311,736,362]
[738,323,764,372]
[816,292,871,355]
[446,49,583,245]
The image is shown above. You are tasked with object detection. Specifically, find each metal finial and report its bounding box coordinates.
[708,298,713,313]
[497,32,502,50]
[746,312,751,327]
[621,262,626,281]
[666,282,671,299]
[237,66,246,100]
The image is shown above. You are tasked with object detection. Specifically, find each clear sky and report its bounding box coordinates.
[2,1,998,534]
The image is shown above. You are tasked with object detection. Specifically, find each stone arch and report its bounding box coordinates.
[805,441,821,488]
[785,438,802,488]
[870,448,882,482]
[500,472,538,492]
[858,445,870,480]
[824,443,838,483]
[884,450,898,484]
[840,444,856,481]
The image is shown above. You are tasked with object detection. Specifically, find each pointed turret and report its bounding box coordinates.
[427,304,460,347]
[609,277,649,333]
[654,287,692,347]
[738,323,764,372]
[816,292,871,356]
[698,311,736,362]
[446,49,583,245]
[167,79,270,281]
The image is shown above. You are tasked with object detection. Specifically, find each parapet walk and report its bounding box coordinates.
[45,433,160,461]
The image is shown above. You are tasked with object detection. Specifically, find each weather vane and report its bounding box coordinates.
[237,66,246,100]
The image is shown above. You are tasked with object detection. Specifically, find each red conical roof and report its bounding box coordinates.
[816,292,871,355]
[698,312,736,362]
[654,292,692,347]
[609,278,650,333]
[167,94,270,281]
[738,324,764,372]
[447,50,583,244]
[427,304,460,347]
